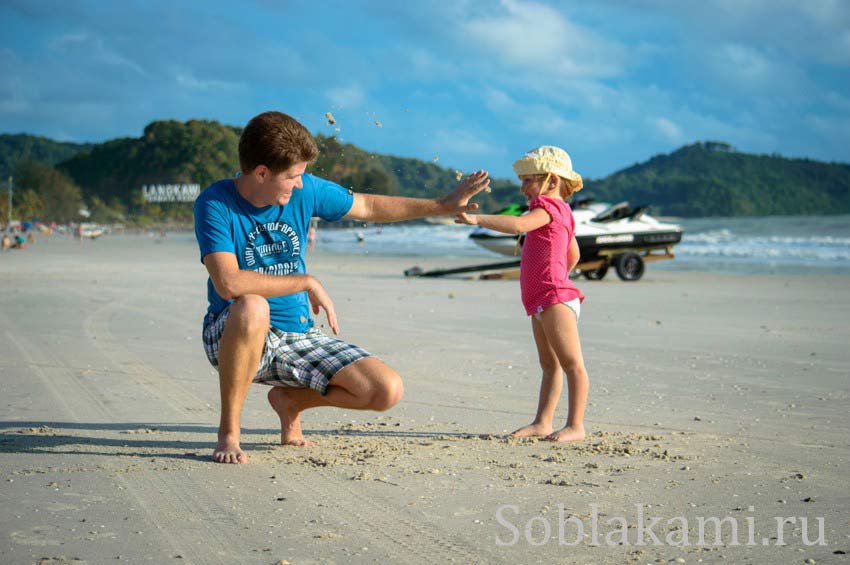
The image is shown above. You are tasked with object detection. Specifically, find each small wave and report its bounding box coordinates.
[684,231,850,247]
[684,229,735,244]
[317,216,850,270]
[678,243,850,262]
[760,235,850,246]
[681,226,850,264]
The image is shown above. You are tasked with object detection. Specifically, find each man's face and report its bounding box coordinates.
[264,161,307,205]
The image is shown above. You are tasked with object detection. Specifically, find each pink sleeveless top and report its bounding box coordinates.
[520,195,585,316]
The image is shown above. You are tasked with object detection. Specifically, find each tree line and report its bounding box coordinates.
[1,124,848,225]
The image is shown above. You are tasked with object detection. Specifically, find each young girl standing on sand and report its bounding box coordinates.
[456,146,589,442]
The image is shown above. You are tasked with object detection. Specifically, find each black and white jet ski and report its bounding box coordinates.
[468,197,683,281]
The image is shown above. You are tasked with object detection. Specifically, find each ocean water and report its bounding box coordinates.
[668,214,850,275]
[316,214,850,276]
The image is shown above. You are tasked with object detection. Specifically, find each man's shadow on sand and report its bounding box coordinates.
[0,421,483,462]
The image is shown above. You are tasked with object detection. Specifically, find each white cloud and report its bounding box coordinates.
[698,43,812,100]
[49,31,148,77]
[520,110,630,147]
[652,117,684,143]
[405,47,458,80]
[2,0,847,177]
[0,80,30,114]
[823,90,850,113]
[667,106,776,150]
[173,69,241,92]
[0,49,31,115]
[432,128,497,157]
[326,84,367,109]
[659,1,850,67]
[719,45,773,84]
[461,0,628,79]
[49,32,90,49]
[804,114,850,142]
[482,88,520,114]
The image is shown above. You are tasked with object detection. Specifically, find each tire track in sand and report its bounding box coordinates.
[300,467,500,563]
[81,299,213,418]
[69,299,502,561]
[1,310,246,563]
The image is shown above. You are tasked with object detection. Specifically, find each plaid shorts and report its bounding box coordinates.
[202,306,371,395]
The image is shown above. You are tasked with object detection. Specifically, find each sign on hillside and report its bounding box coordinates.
[142,183,200,203]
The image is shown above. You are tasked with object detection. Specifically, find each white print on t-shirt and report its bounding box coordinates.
[244,221,301,275]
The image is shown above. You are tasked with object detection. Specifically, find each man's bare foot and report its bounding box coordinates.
[268,388,314,447]
[509,422,553,438]
[213,434,248,464]
[543,425,586,443]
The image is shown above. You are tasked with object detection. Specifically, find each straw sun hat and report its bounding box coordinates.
[512,146,583,190]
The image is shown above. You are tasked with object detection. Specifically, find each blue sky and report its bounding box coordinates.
[1,0,849,180]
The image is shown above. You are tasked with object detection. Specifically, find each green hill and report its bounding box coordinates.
[583,141,850,217]
[55,121,518,218]
[60,119,242,205]
[0,134,93,180]
[3,121,849,223]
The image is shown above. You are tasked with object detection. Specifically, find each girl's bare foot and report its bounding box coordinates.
[213,434,248,464]
[543,425,586,443]
[268,388,314,447]
[509,422,553,438]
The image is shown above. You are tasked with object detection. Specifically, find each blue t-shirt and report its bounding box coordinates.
[194,173,353,332]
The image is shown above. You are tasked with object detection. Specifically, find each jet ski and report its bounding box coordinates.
[469,196,683,281]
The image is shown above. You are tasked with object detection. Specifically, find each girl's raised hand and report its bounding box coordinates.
[454,212,478,226]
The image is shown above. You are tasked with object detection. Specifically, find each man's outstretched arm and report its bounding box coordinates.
[344,170,490,223]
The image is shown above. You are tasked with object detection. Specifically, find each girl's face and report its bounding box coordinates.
[519,174,552,202]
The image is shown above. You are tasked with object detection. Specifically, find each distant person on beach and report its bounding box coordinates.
[194,110,490,463]
[1,233,10,251]
[306,223,317,252]
[455,146,589,442]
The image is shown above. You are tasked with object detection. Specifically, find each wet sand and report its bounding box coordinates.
[1,233,848,563]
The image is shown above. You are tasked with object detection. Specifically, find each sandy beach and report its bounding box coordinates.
[1,233,848,564]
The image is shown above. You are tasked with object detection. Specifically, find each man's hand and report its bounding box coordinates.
[454,212,479,226]
[438,170,490,215]
[306,277,339,335]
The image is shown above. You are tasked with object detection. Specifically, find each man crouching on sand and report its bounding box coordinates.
[194,111,490,463]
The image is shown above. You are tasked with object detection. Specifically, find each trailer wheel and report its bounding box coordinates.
[582,266,608,280]
[614,252,644,281]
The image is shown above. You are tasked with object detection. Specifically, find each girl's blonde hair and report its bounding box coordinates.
[539,172,584,200]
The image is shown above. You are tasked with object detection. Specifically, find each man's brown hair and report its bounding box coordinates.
[238,111,319,174]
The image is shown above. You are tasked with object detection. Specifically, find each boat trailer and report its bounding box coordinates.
[404,245,676,281]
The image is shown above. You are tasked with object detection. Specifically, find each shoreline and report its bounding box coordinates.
[13,229,850,278]
[1,232,847,563]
